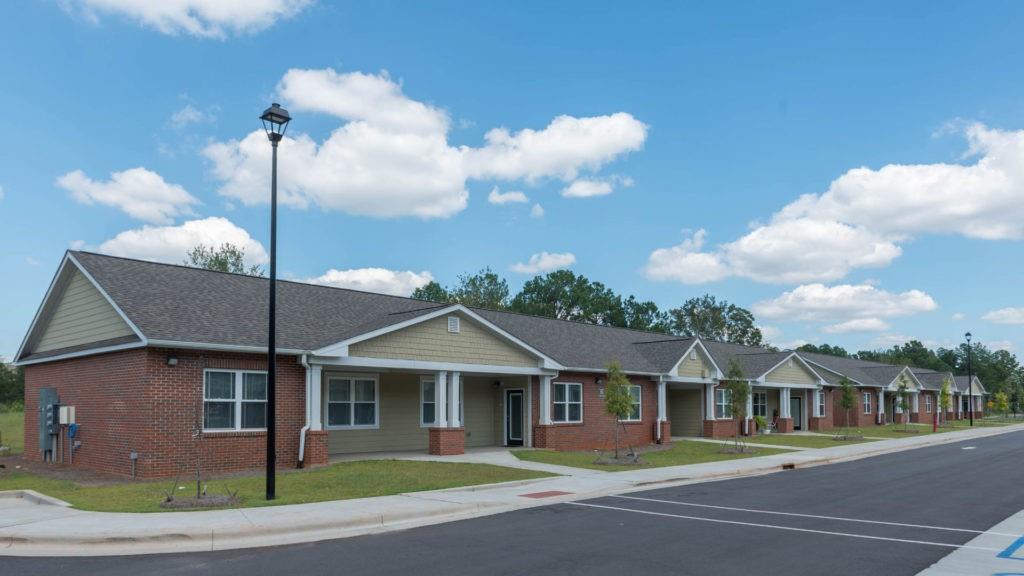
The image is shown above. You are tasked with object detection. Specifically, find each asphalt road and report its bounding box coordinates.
[7,431,1024,576]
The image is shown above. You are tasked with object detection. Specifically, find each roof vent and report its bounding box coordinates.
[689,350,697,361]
[447,316,460,333]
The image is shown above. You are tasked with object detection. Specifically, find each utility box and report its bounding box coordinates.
[59,405,76,425]
[38,388,59,457]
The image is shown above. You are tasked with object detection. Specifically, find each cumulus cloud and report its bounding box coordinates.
[643,229,730,284]
[753,283,937,322]
[204,68,647,220]
[561,179,612,198]
[63,0,312,38]
[57,167,200,224]
[305,268,433,297]
[952,312,966,321]
[169,104,211,129]
[97,217,268,266]
[645,124,1024,284]
[982,307,1024,325]
[530,203,545,218]
[510,252,576,274]
[821,318,890,334]
[487,186,528,205]
[0,185,4,200]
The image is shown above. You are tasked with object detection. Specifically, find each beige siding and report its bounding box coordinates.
[765,358,818,386]
[668,388,701,436]
[349,313,538,367]
[767,388,781,420]
[677,348,710,378]
[463,376,495,447]
[34,270,134,353]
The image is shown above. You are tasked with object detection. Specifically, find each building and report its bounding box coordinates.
[15,252,986,478]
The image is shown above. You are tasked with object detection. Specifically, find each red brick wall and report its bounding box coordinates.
[531,372,657,451]
[809,388,834,431]
[703,418,738,438]
[428,427,465,455]
[23,347,309,478]
[832,388,882,428]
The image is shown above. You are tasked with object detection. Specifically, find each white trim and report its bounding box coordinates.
[526,377,533,447]
[503,387,526,446]
[310,364,323,431]
[663,375,717,385]
[551,381,583,423]
[885,366,924,392]
[863,391,872,414]
[323,373,380,430]
[761,352,828,385]
[539,375,552,425]
[15,254,72,362]
[14,340,147,366]
[67,253,147,341]
[450,371,462,428]
[802,358,870,388]
[435,371,448,428]
[310,355,553,376]
[669,339,723,380]
[622,384,643,422]
[202,368,268,433]
[149,339,307,355]
[419,375,437,427]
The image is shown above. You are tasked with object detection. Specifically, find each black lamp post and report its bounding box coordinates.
[965,331,974,427]
[260,102,290,500]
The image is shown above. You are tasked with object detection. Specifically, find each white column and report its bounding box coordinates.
[310,364,323,431]
[449,371,461,428]
[539,375,552,425]
[912,392,919,414]
[435,370,448,428]
[526,376,533,447]
[705,383,716,420]
[781,388,791,418]
[878,389,886,423]
[657,380,667,422]
[745,385,754,421]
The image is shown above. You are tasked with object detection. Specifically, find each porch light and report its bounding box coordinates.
[166,354,178,367]
[260,103,291,142]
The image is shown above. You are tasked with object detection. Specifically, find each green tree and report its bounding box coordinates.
[993,390,1010,420]
[603,361,634,459]
[895,378,910,431]
[450,267,510,309]
[185,243,264,276]
[667,295,763,346]
[622,296,670,333]
[411,281,452,303]
[798,343,851,358]
[510,270,625,325]
[723,360,750,450]
[939,377,953,427]
[0,360,24,408]
[837,377,855,435]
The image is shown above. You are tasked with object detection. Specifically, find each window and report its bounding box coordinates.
[326,375,378,428]
[715,388,731,419]
[624,385,642,421]
[752,391,767,417]
[420,377,436,426]
[925,394,933,413]
[689,349,697,361]
[447,316,460,333]
[863,392,872,414]
[553,382,582,423]
[203,370,267,431]
[817,390,826,418]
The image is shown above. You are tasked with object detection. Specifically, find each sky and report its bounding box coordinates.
[2,1,1024,359]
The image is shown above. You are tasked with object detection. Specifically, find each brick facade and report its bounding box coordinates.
[808,388,833,431]
[702,418,738,438]
[657,419,672,444]
[428,427,465,455]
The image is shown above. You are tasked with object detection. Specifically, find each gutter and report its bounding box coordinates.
[297,354,312,468]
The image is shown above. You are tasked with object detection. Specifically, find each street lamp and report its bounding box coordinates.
[965,331,974,427]
[261,102,290,500]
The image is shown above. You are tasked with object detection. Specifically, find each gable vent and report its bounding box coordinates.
[447,316,460,333]
[689,350,697,361]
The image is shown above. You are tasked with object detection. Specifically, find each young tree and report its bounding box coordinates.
[185,243,264,276]
[895,379,910,431]
[939,377,953,427]
[993,390,1010,420]
[603,361,634,459]
[667,295,763,346]
[0,359,25,408]
[837,377,855,436]
[723,360,750,450]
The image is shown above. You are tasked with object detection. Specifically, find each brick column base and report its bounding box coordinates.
[702,419,737,438]
[302,430,329,467]
[657,420,672,443]
[909,412,922,423]
[946,411,957,421]
[776,418,793,433]
[808,416,833,431]
[428,427,465,455]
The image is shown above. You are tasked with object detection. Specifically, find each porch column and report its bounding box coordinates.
[656,380,667,442]
[878,389,886,423]
[745,384,754,434]
[435,370,448,427]
[526,376,533,447]
[539,375,552,425]
[705,382,716,420]
[911,392,919,414]
[310,364,323,431]
[449,371,461,428]
[781,387,791,417]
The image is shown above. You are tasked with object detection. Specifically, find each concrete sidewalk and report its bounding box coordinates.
[2,423,1022,557]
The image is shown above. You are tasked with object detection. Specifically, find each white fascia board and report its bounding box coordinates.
[759,351,827,385]
[885,366,923,391]
[802,358,869,387]
[14,253,72,362]
[663,375,717,385]
[310,355,553,376]
[314,303,563,370]
[669,338,723,379]
[14,340,147,366]
[147,339,308,356]
[753,381,819,390]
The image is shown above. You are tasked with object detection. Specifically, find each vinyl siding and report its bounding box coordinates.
[34,270,134,353]
[463,376,495,447]
[668,388,701,436]
[764,359,818,386]
[349,313,538,367]
[677,349,709,378]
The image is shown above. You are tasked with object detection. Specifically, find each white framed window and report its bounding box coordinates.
[447,316,460,333]
[420,377,436,426]
[863,392,872,414]
[816,390,826,418]
[326,374,379,429]
[752,391,767,417]
[552,382,583,423]
[925,394,933,413]
[715,388,732,419]
[624,385,642,421]
[203,369,267,431]
[689,349,697,361]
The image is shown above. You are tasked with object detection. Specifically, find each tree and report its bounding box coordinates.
[450,268,510,309]
[622,296,671,333]
[798,343,851,358]
[723,360,750,451]
[0,360,24,408]
[410,281,452,303]
[993,390,1010,420]
[185,243,264,276]
[510,270,626,326]
[603,361,634,460]
[667,295,763,346]
[837,377,855,436]
[939,377,953,427]
[895,379,910,431]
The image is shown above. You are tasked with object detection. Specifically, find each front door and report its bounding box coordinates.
[790,396,802,430]
[505,390,524,446]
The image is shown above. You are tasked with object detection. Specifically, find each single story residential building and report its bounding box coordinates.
[15,252,986,478]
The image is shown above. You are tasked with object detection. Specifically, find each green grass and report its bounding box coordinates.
[0,411,23,455]
[512,440,788,472]
[744,434,874,449]
[0,460,554,513]
[854,423,947,438]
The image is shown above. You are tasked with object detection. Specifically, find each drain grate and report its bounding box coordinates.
[520,490,574,499]
[781,463,796,470]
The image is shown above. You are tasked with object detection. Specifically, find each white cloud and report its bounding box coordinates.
[952,312,966,321]
[305,268,433,297]
[57,167,200,224]
[982,307,1024,325]
[169,105,210,129]
[97,217,268,266]
[988,340,1016,352]
[205,68,646,220]
[643,229,730,284]
[487,186,528,205]
[510,252,576,274]
[0,185,4,200]
[645,123,1024,284]
[25,256,40,267]
[64,0,312,38]
[530,203,545,218]
[753,283,938,322]
[69,240,86,250]
[821,318,890,334]
[561,179,612,198]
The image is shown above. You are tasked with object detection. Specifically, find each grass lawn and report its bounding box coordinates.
[855,423,947,438]
[0,411,23,455]
[512,440,788,472]
[744,434,874,449]
[0,460,554,513]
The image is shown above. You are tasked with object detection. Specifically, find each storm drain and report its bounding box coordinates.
[520,490,574,499]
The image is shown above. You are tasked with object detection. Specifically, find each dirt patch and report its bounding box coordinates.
[892,429,921,434]
[591,443,674,466]
[160,494,239,510]
[0,455,128,486]
[832,435,865,441]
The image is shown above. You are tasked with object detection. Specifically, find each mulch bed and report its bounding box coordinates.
[832,435,865,441]
[160,494,239,509]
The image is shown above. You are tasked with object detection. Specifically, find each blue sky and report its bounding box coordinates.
[3,1,1024,359]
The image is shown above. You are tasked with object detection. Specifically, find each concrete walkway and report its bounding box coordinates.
[2,423,1022,557]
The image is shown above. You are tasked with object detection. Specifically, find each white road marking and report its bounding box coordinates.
[612,495,1020,537]
[962,446,976,450]
[567,501,1006,552]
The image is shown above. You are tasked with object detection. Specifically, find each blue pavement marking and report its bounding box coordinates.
[997,535,1024,561]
